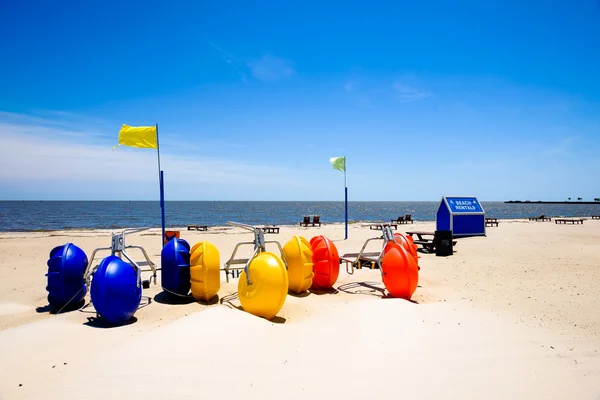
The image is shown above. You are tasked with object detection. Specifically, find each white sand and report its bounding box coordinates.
[1,219,599,399]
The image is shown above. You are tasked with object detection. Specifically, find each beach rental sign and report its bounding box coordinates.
[436,196,486,237]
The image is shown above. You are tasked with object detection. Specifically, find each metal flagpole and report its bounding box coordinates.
[156,123,166,247]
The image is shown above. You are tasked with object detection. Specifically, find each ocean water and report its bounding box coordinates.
[1,201,599,232]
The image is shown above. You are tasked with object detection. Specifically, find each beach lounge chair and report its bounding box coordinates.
[391,216,405,225]
[405,214,414,224]
[312,215,321,226]
[299,216,311,227]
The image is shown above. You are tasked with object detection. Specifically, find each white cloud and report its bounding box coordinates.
[340,78,377,108]
[0,123,157,183]
[540,136,577,158]
[0,114,338,200]
[208,42,236,65]
[340,74,432,108]
[246,53,294,83]
[208,43,295,84]
[393,82,432,103]
[0,123,305,185]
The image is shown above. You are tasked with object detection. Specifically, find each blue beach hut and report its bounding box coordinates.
[436,196,486,237]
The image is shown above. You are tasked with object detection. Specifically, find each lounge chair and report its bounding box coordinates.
[390,216,405,225]
[405,214,414,224]
[312,215,321,226]
[299,216,311,227]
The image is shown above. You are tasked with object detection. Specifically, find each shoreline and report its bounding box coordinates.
[1,215,600,234]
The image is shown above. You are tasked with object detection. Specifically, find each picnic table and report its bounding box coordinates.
[485,217,499,227]
[405,231,434,241]
[259,225,280,234]
[362,223,398,230]
[405,231,457,253]
[405,231,436,253]
[187,225,208,231]
[554,219,584,225]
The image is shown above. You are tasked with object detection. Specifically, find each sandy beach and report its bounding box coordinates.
[1,219,599,399]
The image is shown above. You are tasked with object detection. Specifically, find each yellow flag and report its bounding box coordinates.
[116,124,158,149]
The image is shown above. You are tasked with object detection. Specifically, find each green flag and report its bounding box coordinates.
[329,156,346,171]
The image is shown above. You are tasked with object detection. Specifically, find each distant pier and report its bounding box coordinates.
[504,200,600,205]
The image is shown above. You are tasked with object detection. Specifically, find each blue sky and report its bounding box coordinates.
[1,0,599,201]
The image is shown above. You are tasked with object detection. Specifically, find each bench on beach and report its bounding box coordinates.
[259,225,280,234]
[485,217,499,227]
[592,216,600,220]
[413,240,435,253]
[554,219,584,225]
[363,223,398,230]
[528,216,551,222]
[187,225,208,231]
[411,238,457,253]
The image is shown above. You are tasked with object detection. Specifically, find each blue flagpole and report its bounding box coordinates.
[344,158,348,239]
[344,187,348,239]
[160,170,166,246]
